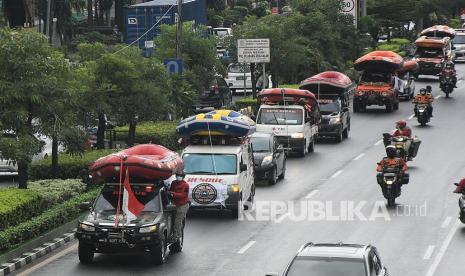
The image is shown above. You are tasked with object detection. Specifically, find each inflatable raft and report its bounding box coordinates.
[354,51,403,72]
[176,110,255,137]
[89,144,183,180]
[258,88,318,107]
[421,25,456,38]
[299,71,353,95]
[397,60,419,73]
[415,36,450,48]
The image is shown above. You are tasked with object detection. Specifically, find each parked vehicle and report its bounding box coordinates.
[225,63,252,94]
[376,165,409,206]
[300,71,353,142]
[250,132,286,185]
[414,36,451,76]
[453,29,465,61]
[197,76,232,110]
[353,51,402,113]
[266,243,389,276]
[76,182,184,265]
[256,88,320,157]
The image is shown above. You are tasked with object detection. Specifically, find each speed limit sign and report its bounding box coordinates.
[340,0,357,27]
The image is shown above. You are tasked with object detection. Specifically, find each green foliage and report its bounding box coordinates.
[76,42,108,62]
[29,179,87,207]
[377,38,411,56]
[29,149,116,180]
[114,121,180,151]
[0,189,42,229]
[231,97,259,114]
[68,32,120,51]
[450,18,462,29]
[251,1,270,17]
[0,189,99,252]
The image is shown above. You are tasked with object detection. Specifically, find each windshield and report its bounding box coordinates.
[319,102,340,114]
[454,35,465,44]
[285,256,366,276]
[228,64,250,73]
[251,137,271,152]
[183,153,237,175]
[416,47,444,58]
[213,29,230,37]
[361,71,391,83]
[257,108,303,125]
[93,185,161,219]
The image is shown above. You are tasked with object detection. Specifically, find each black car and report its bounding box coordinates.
[266,243,389,276]
[198,76,232,109]
[250,132,286,185]
[318,100,350,142]
[75,182,184,265]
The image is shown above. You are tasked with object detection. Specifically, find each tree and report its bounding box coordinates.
[0,29,69,188]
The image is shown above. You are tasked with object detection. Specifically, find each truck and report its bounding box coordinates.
[255,88,320,156]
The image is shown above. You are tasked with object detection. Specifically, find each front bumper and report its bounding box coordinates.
[455,51,465,60]
[318,123,342,137]
[418,63,441,75]
[189,191,240,210]
[275,136,305,151]
[354,94,392,106]
[254,164,274,179]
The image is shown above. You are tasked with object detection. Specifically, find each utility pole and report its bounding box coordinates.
[45,0,52,39]
[360,0,367,17]
[176,0,183,58]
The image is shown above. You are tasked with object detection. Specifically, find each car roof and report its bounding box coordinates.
[250,132,273,139]
[183,145,243,155]
[297,243,369,259]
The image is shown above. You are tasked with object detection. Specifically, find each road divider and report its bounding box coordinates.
[435,95,442,99]
[408,114,415,120]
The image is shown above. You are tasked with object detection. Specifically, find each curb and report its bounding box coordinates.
[0,232,75,276]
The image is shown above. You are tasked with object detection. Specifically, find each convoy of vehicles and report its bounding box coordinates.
[250,132,286,184]
[414,36,451,76]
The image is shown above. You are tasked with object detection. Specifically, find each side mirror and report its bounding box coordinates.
[250,115,257,121]
[240,164,248,172]
[229,83,234,87]
[79,202,92,211]
[452,46,456,50]
[265,273,279,276]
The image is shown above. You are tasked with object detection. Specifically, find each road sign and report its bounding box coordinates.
[164,59,183,76]
[127,18,137,25]
[237,39,270,63]
[340,0,357,28]
[145,40,154,48]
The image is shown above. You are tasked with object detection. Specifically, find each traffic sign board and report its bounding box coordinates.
[237,39,270,63]
[164,59,183,76]
[340,0,357,28]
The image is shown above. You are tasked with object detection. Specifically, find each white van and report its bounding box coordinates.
[182,140,255,218]
[256,105,318,156]
[225,63,253,94]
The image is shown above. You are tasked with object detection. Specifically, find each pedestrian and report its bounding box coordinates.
[168,172,190,242]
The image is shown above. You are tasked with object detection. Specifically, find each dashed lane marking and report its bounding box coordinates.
[374,139,383,146]
[435,95,442,99]
[331,170,343,179]
[237,241,256,254]
[425,219,460,276]
[408,114,415,120]
[353,153,365,161]
[423,245,435,260]
[305,189,319,199]
[441,216,452,229]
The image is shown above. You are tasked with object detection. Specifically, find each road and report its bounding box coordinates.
[12,65,465,276]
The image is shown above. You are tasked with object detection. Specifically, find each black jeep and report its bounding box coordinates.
[75,182,184,265]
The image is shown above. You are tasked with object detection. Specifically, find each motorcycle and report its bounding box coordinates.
[453,182,465,223]
[439,73,455,98]
[415,104,431,126]
[377,166,409,206]
[382,133,421,162]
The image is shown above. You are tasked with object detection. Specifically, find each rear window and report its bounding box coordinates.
[454,35,465,44]
[228,64,250,73]
[285,256,366,276]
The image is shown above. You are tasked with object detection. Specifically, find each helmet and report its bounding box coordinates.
[396,120,407,128]
[420,88,427,95]
[386,145,397,158]
[426,85,432,92]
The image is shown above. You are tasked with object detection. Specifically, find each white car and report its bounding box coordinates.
[225,63,253,94]
[453,30,465,61]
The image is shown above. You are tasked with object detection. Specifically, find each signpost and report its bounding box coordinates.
[237,39,270,98]
[340,0,357,28]
[164,59,183,76]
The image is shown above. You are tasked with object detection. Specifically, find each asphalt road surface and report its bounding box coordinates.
[13,65,465,276]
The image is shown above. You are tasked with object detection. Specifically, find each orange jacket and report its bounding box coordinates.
[377,157,408,172]
[413,94,434,105]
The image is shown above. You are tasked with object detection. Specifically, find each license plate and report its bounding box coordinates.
[237,76,245,80]
[108,238,122,244]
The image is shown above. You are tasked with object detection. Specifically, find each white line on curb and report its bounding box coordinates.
[425,219,460,276]
[374,139,383,146]
[441,216,452,229]
[331,170,343,179]
[237,241,256,254]
[435,95,442,99]
[408,114,415,120]
[423,245,435,260]
[353,153,365,161]
[305,189,319,199]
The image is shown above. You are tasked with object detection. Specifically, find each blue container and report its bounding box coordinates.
[124,0,207,52]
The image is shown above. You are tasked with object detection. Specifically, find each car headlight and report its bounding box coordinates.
[228,184,240,193]
[79,222,95,232]
[139,224,157,233]
[291,133,304,139]
[329,117,341,124]
[261,155,273,166]
[382,92,388,97]
[357,91,363,96]
[435,64,441,67]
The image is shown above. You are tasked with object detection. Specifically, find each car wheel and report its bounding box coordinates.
[78,242,94,264]
[279,159,286,179]
[393,101,399,110]
[151,235,167,265]
[169,224,184,253]
[353,103,360,113]
[308,139,315,153]
[335,130,343,143]
[246,183,255,207]
[385,102,393,113]
[342,127,349,139]
[269,167,278,185]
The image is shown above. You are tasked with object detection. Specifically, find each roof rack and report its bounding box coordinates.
[187,135,247,146]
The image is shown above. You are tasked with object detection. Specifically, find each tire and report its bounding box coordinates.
[151,235,167,265]
[342,127,349,139]
[387,197,395,207]
[78,242,94,264]
[246,183,256,207]
[353,103,360,113]
[298,142,306,157]
[231,206,239,219]
[169,224,184,253]
[393,101,399,110]
[279,159,286,179]
[459,211,465,223]
[268,167,278,185]
[308,139,315,153]
[335,130,343,143]
[385,102,393,113]
[446,92,450,98]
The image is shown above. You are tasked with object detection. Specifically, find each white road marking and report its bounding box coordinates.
[305,189,319,199]
[435,95,442,99]
[423,245,435,260]
[331,170,343,179]
[374,139,383,146]
[458,80,462,84]
[441,216,452,229]
[353,153,365,161]
[237,241,256,254]
[17,243,78,276]
[408,114,415,120]
[425,219,460,276]
[275,213,288,223]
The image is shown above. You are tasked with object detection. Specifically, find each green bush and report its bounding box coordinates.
[29,179,86,207]
[0,189,42,229]
[114,121,179,151]
[29,149,116,180]
[0,189,99,253]
[231,97,260,115]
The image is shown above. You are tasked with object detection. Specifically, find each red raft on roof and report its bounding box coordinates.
[421,25,456,38]
[415,36,450,48]
[258,88,318,107]
[397,60,419,73]
[89,144,183,181]
[299,71,353,95]
[354,51,403,72]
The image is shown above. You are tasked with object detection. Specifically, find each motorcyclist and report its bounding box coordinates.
[377,145,409,174]
[440,61,458,88]
[425,85,433,95]
[413,88,434,117]
[168,172,190,243]
[393,120,412,138]
[454,178,465,194]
